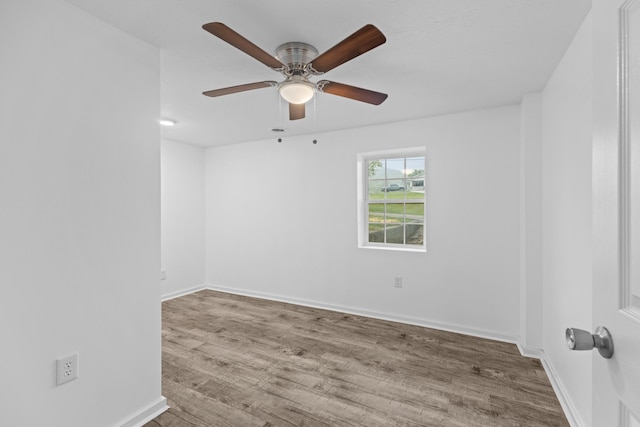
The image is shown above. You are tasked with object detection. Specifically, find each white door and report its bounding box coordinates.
[593,0,640,425]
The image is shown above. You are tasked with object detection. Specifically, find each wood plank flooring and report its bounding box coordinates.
[145,290,568,427]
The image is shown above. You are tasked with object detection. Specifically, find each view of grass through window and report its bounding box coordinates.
[367,156,425,246]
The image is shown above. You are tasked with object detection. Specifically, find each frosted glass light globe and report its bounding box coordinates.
[279,80,315,104]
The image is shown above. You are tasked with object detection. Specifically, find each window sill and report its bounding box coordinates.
[358,244,426,253]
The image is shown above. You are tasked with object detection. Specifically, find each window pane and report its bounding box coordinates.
[405,189,423,199]
[367,159,385,180]
[368,180,385,199]
[407,157,425,193]
[386,158,404,179]
[386,223,404,244]
[406,224,424,245]
[385,203,404,222]
[406,157,425,176]
[405,203,424,222]
[368,223,385,243]
[368,203,385,223]
[383,179,405,199]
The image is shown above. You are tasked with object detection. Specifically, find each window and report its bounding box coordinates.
[358,150,425,251]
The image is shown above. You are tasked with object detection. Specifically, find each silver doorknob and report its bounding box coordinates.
[565,326,614,358]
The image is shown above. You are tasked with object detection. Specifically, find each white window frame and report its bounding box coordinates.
[357,148,426,252]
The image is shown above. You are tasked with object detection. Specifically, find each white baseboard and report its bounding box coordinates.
[516,342,585,427]
[516,341,543,359]
[538,354,584,427]
[204,284,519,345]
[515,342,583,426]
[119,396,168,427]
[162,284,207,302]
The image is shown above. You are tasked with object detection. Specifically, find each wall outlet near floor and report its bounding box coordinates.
[161,270,167,280]
[56,353,78,386]
[394,276,403,288]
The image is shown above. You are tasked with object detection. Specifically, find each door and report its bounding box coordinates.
[593,0,640,425]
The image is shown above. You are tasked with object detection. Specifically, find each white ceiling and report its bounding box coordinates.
[66,0,591,147]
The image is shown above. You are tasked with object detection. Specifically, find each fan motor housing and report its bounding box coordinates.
[275,42,318,73]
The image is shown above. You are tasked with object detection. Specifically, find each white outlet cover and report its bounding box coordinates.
[56,353,78,386]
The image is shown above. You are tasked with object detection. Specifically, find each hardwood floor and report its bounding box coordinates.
[145,290,568,427]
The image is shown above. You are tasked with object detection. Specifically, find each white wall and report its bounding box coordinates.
[520,93,543,353]
[0,1,164,426]
[541,12,593,427]
[161,139,206,299]
[206,106,521,340]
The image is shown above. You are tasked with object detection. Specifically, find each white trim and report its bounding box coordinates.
[619,0,640,321]
[204,284,518,344]
[358,146,426,159]
[358,244,426,253]
[513,342,583,426]
[118,396,168,427]
[515,341,543,359]
[512,343,584,426]
[161,284,207,302]
[539,354,584,427]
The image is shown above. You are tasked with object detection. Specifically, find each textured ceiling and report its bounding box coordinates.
[65,0,591,147]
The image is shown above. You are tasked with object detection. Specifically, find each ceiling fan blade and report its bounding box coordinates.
[289,103,305,120]
[317,81,388,105]
[203,22,286,70]
[202,81,277,97]
[308,24,386,74]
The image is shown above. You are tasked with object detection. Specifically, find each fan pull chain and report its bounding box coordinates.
[311,91,318,144]
[278,91,283,127]
[274,92,284,143]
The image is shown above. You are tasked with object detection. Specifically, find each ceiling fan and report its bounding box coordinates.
[202,22,388,120]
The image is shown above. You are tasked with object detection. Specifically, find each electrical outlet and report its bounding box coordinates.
[56,353,78,386]
[160,270,167,280]
[394,276,403,288]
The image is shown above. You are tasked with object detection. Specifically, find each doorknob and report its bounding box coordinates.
[565,326,614,358]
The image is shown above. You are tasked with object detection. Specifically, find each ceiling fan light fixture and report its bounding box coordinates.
[278,78,315,104]
[202,23,388,120]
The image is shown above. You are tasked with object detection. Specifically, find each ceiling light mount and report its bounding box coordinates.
[275,42,318,77]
